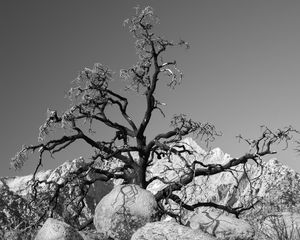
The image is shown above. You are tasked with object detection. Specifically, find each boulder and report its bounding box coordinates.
[131,221,217,240]
[188,211,254,240]
[34,218,84,240]
[94,184,159,240]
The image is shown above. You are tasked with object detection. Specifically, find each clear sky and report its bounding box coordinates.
[1,0,300,177]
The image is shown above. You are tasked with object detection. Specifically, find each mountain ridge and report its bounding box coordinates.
[1,138,300,239]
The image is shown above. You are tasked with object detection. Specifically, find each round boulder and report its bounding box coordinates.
[34,218,84,240]
[94,184,159,240]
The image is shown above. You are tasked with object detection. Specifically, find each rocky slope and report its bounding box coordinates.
[1,138,300,239]
[0,158,113,237]
[147,137,300,239]
[147,137,300,213]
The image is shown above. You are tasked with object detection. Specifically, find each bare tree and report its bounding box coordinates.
[11,6,298,230]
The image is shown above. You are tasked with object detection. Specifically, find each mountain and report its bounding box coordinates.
[1,138,300,239]
[0,158,113,237]
[147,137,300,221]
[1,157,113,206]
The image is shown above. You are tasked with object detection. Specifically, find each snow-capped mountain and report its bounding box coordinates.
[1,138,300,239]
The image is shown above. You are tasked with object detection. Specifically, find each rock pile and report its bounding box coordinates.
[2,138,300,239]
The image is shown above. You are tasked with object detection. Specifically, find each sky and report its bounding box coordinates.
[1,0,300,177]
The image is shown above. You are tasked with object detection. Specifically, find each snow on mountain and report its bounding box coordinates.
[0,157,113,232]
[147,138,300,218]
[1,170,52,195]
[2,138,299,212]
[1,137,300,238]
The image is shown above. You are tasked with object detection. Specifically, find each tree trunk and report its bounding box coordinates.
[129,163,147,189]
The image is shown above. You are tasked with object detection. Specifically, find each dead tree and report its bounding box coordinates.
[11,6,298,229]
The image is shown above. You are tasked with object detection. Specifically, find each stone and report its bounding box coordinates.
[94,184,159,240]
[34,218,84,240]
[131,221,217,240]
[188,211,254,240]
